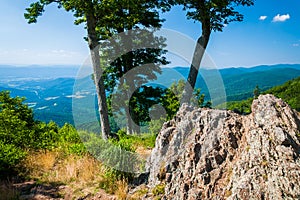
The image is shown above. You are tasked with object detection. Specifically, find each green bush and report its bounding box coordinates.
[113,129,156,149]
[226,98,253,115]
[0,91,34,171]
[0,91,35,148]
[129,133,156,148]
[33,121,60,149]
[59,123,81,144]
[0,91,87,174]
[64,143,86,155]
[0,141,26,173]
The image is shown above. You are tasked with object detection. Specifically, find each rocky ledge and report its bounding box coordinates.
[146,94,300,199]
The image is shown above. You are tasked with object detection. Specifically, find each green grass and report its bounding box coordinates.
[113,129,157,150]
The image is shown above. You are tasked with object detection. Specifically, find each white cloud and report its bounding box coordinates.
[259,16,267,21]
[292,43,299,47]
[272,14,290,22]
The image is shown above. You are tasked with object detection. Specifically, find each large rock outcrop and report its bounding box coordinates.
[147,94,300,199]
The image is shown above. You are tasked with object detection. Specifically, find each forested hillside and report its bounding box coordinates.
[227,76,300,114]
[266,76,300,111]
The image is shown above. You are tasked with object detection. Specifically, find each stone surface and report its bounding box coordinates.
[147,94,300,199]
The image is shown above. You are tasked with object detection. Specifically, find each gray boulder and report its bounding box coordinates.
[147,94,300,199]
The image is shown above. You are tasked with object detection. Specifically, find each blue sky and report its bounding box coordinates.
[0,0,299,68]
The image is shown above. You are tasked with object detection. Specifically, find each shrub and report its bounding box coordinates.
[59,123,81,144]
[0,142,26,173]
[33,121,60,150]
[0,91,35,149]
[64,143,86,155]
[99,168,132,195]
[0,91,34,172]
[0,91,87,174]
[116,129,156,149]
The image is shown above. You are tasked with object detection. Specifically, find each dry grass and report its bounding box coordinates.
[22,150,104,184]
[47,154,104,184]
[115,179,128,200]
[135,146,152,160]
[21,150,59,177]
[20,150,111,199]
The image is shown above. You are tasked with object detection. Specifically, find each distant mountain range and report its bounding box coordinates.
[0,64,300,126]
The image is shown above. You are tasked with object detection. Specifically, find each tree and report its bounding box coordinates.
[25,0,170,137]
[129,85,165,134]
[98,1,170,134]
[162,80,185,120]
[25,0,113,139]
[105,32,169,134]
[162,79,210,120]
[253,85,260,99]
[176,0,254,103]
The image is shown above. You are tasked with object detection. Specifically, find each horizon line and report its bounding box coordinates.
[0,63,299,69]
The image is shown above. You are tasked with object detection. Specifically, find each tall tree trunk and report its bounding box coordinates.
[182,24,211,104]
[125,69,135,135]
[86,14,111,140]
[123,31,135,135]
[132,122,140,134]
[126,102,133,134]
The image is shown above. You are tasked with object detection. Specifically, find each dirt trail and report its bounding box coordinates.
[1,180,117,200]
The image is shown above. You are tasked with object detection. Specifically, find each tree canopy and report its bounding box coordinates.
[180,0,254,31]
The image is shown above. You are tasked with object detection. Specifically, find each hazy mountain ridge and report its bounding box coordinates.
[0,64,299,126]
[175,64,300,101]
[0,65,79,81]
